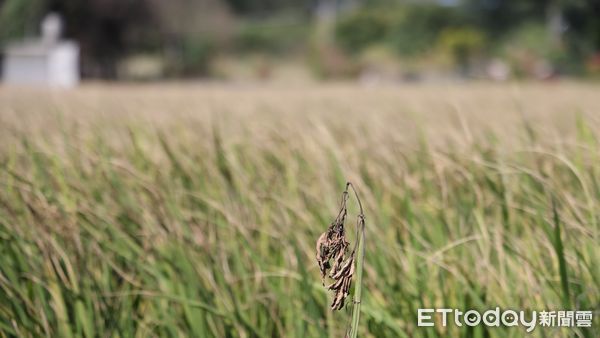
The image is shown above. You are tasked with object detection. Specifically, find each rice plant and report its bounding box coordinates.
[0,83,598,337]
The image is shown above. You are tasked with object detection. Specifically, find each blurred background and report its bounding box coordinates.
[1,0,600,84]
[1,1,600,337]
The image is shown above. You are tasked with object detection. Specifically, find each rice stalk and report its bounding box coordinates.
[316,182,366,337]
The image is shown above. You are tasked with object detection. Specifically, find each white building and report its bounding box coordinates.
[2,13,79,87]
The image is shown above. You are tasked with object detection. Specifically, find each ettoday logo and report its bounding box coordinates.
[418,308,593,332]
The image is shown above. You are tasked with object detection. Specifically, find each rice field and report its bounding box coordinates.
[0,82,599,337]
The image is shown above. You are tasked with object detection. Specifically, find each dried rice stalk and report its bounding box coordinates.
[316,183,363,311]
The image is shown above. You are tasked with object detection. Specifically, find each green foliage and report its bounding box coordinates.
[437,27,486,69]
[0,0,45,44]
[500,23,564,77]
[387,4,464,57]
[173,36,216,76]
[504,23,555,59]
[234,17,309,54]
[334,10,390,53]
[334,5,467,58]
[225,0,312,15]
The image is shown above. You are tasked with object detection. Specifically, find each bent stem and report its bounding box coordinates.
[347,183,365,338]
[348,215,365,338]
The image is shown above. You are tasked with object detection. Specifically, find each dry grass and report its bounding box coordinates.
[0,82,599,337]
